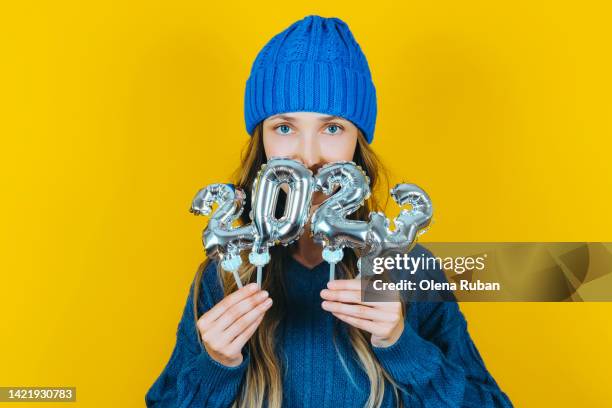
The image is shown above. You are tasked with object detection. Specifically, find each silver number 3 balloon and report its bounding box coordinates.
[358,183,433,276]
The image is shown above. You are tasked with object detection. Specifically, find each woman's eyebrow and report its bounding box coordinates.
[318,115,344,122]
[268,114,345,122]
[269,114,296,122]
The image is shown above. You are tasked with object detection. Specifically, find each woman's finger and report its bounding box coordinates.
[200,283,260,326]
[320,288,362,303]
[331,311,379,333]
[228,308,267,351]
[212,290,270,332]
[326,278,361,291]
[322,300,397,322]
[320,288,399,310]
[224,297,273,341]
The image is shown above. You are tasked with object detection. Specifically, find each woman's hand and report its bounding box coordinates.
[197,282,272,367]
[320,278,404,348]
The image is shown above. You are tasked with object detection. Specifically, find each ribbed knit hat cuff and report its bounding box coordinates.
[244,61,377,143]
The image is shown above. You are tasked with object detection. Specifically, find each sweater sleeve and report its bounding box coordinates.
[371,246,514,408]
[145,261,249,408]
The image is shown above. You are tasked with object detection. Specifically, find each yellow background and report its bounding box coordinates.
[1,1,611,406]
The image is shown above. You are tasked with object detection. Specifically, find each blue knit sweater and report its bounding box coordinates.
[145,244,513,407]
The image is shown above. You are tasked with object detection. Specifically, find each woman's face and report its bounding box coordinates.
[262,111,358,205]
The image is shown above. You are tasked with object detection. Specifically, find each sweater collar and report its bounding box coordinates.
[288,255,327,273]
[283,256,331,306]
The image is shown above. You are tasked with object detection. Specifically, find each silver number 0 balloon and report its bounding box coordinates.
[249,157,314,287]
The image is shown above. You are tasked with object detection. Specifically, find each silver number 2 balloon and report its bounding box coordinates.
[189,183,255,288]
[311,161,434,280]
[311,161,371,281]
[248,157,314,287]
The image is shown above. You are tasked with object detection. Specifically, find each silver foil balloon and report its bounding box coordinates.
[310,161,372,280]
[249,157,314,286]
[190,183,256,288]
[357,183,434,276]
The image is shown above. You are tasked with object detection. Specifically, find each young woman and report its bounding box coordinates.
[146,15,513,408]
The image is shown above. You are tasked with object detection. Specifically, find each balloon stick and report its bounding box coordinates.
[232,270,243,288]
[257,266,263,288]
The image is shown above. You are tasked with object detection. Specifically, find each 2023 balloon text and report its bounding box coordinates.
[190,157,433,288]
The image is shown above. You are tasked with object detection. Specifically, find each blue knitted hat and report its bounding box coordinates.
[244,15,378,143]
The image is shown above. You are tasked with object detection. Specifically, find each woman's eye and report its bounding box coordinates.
[275,124,293,135]
[324,124,343,135]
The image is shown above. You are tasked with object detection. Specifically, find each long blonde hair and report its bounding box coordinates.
[192,123,405,407]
